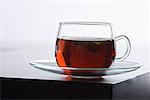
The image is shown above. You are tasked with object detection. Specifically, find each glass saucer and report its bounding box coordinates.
[30,59,142,77]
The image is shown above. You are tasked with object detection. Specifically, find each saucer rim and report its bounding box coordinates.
[30,59,142,71]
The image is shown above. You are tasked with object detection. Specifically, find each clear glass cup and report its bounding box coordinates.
[55,21,131,68]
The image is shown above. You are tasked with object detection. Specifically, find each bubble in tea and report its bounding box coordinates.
[55,36,116,68]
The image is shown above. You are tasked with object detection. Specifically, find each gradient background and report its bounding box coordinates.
[0,0,150,73]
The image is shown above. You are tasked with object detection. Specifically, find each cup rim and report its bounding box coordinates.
[60,21,111,26]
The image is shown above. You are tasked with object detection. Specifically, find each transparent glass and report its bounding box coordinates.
[30,59,141,77]
[55,21,131,68]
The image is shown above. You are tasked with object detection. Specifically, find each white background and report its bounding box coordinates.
[0,0,150,70]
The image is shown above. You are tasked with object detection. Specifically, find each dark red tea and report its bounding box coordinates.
[55,36,116,68]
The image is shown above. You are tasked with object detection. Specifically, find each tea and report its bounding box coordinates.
[55,36,116,68]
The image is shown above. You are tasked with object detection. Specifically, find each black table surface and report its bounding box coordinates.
[0,41,150,99]
[1,72,150,100]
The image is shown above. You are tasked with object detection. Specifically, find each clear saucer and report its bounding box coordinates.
[30,59,142,77]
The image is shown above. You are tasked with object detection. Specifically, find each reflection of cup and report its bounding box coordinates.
[55,22,131,69]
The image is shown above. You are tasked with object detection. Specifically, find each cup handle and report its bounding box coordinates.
[115,35,131,61]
